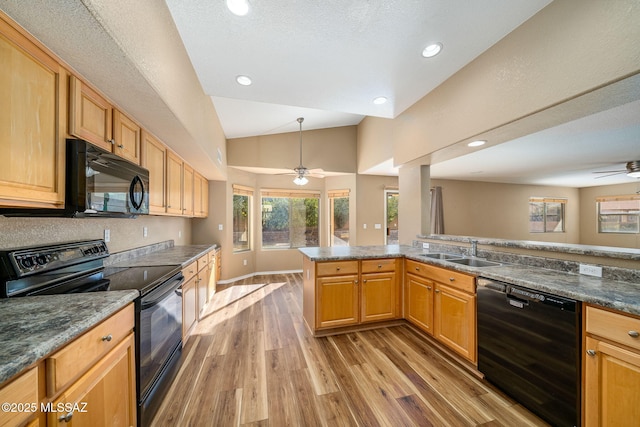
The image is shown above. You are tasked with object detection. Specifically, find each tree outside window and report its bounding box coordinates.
[262,193,319,249]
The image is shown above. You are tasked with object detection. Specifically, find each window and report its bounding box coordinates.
[232,185,253,252]
[529,197,566,233]
[385,189,399,244]
[261,190,319,249]
[597,195,640,233]
[328,189,350,246]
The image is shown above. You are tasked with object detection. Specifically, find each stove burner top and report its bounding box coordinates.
[104,265,181,294]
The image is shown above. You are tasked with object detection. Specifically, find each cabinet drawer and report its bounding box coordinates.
[361,258,396,273]
[0,366,38,427]
[46,304,134,396]
[197,253,209,271]
[316,260,359,276]
[183,260,198,282]
[586,305,640,351]
[405,260,475,293]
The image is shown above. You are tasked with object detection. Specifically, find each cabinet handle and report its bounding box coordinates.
[336,267,341,271]
[118,143,124,148]
[378,264,382,268]
[449,277,455,282]
[435,289,440,293]
[363,279,367,283]
[58,412,73,423]
[354,280,358,285]
[415,267,420,271]
[108,138,115,145]
[629,330,640,338]
[102,334,112,342]
[586,349,596,357]
[427,286,432,290]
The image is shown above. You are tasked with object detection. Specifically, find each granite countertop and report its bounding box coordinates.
[0,290,138,385]
[299,245,640,316]
[110,244,217,268]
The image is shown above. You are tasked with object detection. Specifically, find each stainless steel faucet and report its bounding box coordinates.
[470,239,478,257]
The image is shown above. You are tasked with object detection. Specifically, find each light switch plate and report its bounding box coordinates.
[374,224,382,229]
[104,229,110,243]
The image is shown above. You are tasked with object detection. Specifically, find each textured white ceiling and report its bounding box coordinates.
[165,0,552,138]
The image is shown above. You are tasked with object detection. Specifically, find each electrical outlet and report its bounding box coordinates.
[363,224,367,229]
[178,231,182,238]
[579,264,602,277]
[218,224,223,231]
[143,227,148,238]
[422,242,430,249]
[374,224,382,229]
[104,229,110,243]
[243,259,247,266]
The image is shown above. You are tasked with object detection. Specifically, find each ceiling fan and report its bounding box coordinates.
[593,161,640,179]
[287,117,324,185]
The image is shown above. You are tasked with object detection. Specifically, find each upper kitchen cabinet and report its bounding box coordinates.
[68,75,112,151]
[69,76,141,165]
[112,109,141,164]
[166,150,183,216]
[193,172,208,218]
[141,131,167,215]
[182,163,194,217]
[0,13,65,209]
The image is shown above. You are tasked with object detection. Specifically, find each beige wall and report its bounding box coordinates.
[227,125,357,173]
[355,174,399,246]
[0,216,191,253]
[357,116,396,173]
[391,0,640,166]
[431,179,581,243]
[579,182,640,248]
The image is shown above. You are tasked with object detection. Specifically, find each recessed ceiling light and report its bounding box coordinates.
[422,42,443,58]
[468,140,486,147]
[236,75,252,86]
[226,0,250,16]
[373,96,387,105]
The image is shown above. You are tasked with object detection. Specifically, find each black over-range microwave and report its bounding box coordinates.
[1,139,149,218]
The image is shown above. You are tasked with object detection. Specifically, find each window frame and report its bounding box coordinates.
[528,197,566,233]
[384,188,399,244]
[596,195,640,234]
[328,189,350,247]
[260,189,320,250]
[232,184,253,253]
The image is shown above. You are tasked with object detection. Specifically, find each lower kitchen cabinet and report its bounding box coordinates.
[584,305,640,426]
[47,333,136,426]
[404,259,477,364]
[182,261,198,343]
[434,282,476,362]
[405,273,434,334]
[0,366,40,427]
[304,258,401,333]
[196,254,208,318]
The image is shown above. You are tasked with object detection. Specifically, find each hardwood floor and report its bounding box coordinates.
[151,273,548,427]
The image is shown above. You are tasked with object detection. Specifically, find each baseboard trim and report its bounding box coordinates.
[217,269,303,285]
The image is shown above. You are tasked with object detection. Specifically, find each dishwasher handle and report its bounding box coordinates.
[477,277,507,293]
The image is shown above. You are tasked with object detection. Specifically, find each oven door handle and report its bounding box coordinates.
[141,274,184,310]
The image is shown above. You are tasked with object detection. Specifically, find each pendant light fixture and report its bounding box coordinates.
[293,117,309,185]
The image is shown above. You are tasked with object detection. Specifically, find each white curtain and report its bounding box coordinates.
[430,186,445,234]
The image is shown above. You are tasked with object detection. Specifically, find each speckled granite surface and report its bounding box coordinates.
[109,244,218,268]
[0,290,138,385]
[299,245,640,316]
[418,234,640,261]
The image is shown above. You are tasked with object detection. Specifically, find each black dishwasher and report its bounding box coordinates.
[477,277,581,427]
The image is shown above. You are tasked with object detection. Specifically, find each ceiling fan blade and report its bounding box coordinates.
[592,169,627,174]
[594,172,624,179]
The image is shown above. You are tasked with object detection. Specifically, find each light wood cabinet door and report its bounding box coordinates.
[166,150,183,215]
[0,17,65,208]
[141,131,167,214]
[405,273,434,335]
[69,75,113,151]
[317,275,359,329]
[0,366,39,427]
[182,163,194,217]
[434,282,476,363]
[361,272,397,323]
[112,109,141,164]
[193,172,208,218]
[584,335,640,426]
[47,333,136,427]
[182,275,197,342]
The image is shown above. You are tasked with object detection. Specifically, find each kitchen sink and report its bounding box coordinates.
[447,258,501,267]
[420,253,462,260]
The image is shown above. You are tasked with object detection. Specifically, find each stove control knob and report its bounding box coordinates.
[18,256,35,270]
[36,255,48,266]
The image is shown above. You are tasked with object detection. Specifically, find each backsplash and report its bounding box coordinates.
[0,216,191,253]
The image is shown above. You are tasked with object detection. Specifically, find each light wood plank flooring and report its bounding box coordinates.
[151,273,548,426]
